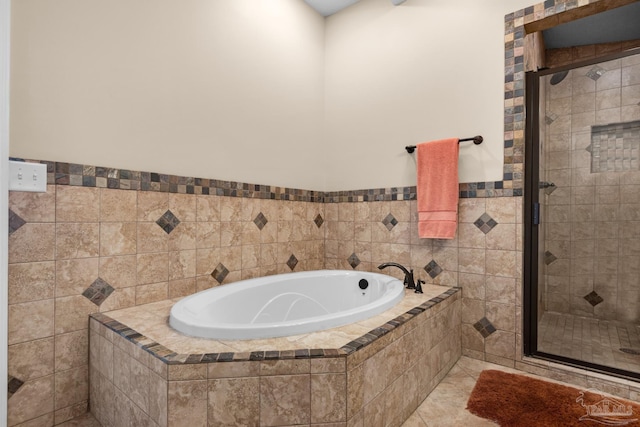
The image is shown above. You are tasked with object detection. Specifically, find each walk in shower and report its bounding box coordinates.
[524,48,640,379]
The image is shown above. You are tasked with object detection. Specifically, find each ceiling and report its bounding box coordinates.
[303,0,360,17]
[303,0,407,16]
[303,0,640,48]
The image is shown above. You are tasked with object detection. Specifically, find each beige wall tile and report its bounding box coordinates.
[137,253,169,285]
[54,365,88,410]
[129,358,150,413]
[362,392,384,427]
[8,338,54,381]
[149,372,168,427]
[56,223,100,259]
[485,330,516,359]
[485,250,517,278]
[113,390,153,427]
[196,222,221,249]
[363,348,387,405]
[168,380,208,426]
[486,302,515,332]
[169,222,197,251]
[458,273,485,301]
[260,359,310,376]
[54,295,96,335]
[136,282,169,305]
[55,330,89,372]
[196,195,221,222]
[168,364,207,381]
[169,278,196,299]
[458,248,485,275]
[56,186,100,223]
[100,188,137,222]
[9,185,56,222]
[8,374,54,426]
[137,222,169,254]
[9,223,56,263]
[9,299,55,345]
[137,192,169,222]
[54,401,88,425]
[100,222,136,256]
[168,250,196,281]
[260,375,311,426]
[99,255,137,289]
[486,276,516,305]
[208,377,260,427]
[169,193,196,222]
[220,197,243,222]
[55,258,99,298]
[311,357,345,374]
[346,364,364,420]
[8,261,55,304]
[311,373,347,424]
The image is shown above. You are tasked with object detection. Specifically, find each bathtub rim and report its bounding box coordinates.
[168,269,405,340]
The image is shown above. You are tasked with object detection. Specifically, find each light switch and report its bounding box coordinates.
[9,160,48,192]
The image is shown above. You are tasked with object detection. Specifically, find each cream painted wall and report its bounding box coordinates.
[10,0,537,192]
[323,0,534,191]
[10,0,326,190]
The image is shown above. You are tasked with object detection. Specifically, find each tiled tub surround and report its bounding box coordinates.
[7,183,326,426]
[7,169,522,426]
[89,287,461,426]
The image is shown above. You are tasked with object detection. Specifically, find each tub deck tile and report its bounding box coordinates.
[90,285,460,365]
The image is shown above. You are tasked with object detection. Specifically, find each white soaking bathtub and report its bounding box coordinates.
[169,270,405,340]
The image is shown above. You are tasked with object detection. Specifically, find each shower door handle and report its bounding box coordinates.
[533,202,540,225]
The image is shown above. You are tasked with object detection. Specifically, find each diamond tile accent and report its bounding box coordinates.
[8,209,26,235]
[287,254,298,271]
[314,213,324,228]
[545,112,558,125]
[8,375,24,399]
[211,263,229,284]
[382,213,398,231]
[474,213,498,234]
[586,65,606,81]
[156,210,181,234]
[584,291,604,307]
[473,317,496,338]
[347,253,360,269]
[424,260,442,279]
[82,277,115,306]
[544,251,557,265]
[253,212,268,230]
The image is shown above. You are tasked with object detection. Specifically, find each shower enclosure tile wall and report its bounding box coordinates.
[543,54,640,324]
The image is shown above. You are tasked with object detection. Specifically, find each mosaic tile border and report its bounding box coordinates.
[90,287,460,365]
[503,0,621,200]
[9,157,516,202]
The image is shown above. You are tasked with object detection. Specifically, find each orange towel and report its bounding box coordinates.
[417,138,459,239]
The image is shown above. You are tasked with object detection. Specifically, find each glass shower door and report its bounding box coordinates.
[526,49,640,379]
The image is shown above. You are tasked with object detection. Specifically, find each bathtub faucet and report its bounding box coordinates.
[377,262,424,294]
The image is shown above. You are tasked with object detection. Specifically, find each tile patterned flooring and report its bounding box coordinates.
[538,311,640,373]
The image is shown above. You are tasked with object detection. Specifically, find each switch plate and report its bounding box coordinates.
[9,160,47,192]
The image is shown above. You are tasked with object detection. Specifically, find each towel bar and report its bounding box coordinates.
[405,135,483,153]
